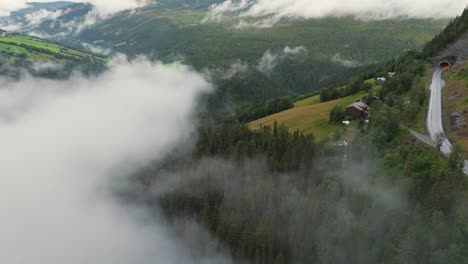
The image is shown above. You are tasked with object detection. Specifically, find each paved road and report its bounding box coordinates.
[426,68,468,174]
[427,69,452,155]
[409,128,436,148]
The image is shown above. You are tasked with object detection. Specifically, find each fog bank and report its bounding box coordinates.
[0,55,232,263]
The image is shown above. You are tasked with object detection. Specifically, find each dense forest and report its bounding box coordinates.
[131,8,468,264]
[139,110,467,263]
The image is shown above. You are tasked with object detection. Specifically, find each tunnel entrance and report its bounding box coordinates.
[439,61,450,70]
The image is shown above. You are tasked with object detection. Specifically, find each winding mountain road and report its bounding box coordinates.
[426,67,468,174]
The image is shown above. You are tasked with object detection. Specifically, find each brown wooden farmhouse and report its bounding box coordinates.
[346,99,369,119]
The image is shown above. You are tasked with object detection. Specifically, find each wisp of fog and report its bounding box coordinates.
[0,55,230,264]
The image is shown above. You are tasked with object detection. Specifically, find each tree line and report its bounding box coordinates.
[320,76,372,102]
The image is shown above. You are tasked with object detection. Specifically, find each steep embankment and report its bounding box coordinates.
[442,55,468,152]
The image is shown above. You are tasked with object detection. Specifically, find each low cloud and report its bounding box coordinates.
[257,50,279,74]
[74,8,113,33]
[30,61,64,72]
[0,55,234,263]
[25,9,67,26]
[206,0,467,27]
[257,46,307,74]
[0,0,27,17]
[203,0,251,22]
[82,42,112,56]
[284,46,307,55]
[223,59,249,79]
[331,53,359,68]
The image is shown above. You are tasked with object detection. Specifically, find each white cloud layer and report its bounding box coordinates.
[0,0,148,17]
[82,42,112,55]
[207,0,468,25]
[0,56,233,264]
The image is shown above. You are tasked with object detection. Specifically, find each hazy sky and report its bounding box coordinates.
[0,56,233,264]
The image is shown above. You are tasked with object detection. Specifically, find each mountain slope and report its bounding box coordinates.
[73,9,448,103]
[0,3,450,104]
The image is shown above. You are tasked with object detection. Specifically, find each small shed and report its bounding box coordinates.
[346,100,369,119]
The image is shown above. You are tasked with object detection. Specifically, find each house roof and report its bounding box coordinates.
[347,101,368,111]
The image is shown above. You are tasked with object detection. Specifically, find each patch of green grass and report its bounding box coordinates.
[249,98,340,141]
[249,90,372,141]
[0,42,30,54]
[249,79,381,140]
[294,82,381,108]
[294,95,321,107]
[0,36,61,52]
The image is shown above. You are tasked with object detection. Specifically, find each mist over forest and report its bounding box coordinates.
[0,1,467,264]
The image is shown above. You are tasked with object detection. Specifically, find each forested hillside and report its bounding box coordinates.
[76,13,446,103]
[424,8,468,57]
[131,7,468,264]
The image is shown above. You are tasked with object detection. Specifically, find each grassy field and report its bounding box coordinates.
[249,83,380,141]
[294,94,322,107]
[0,33,103,63]
[0,35,61,52]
